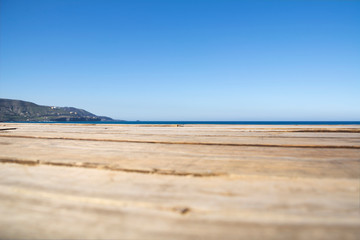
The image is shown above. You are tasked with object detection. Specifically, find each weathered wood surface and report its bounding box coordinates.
[0,123,359,239]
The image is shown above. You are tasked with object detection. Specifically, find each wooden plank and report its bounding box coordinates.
[0,123,359,239]
[0,136,359,178]
[1,123,360,147]
[0,164,359,240]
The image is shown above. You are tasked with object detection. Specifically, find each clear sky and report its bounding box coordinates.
[0,0,359,121]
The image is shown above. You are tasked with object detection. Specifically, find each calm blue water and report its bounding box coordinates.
[10,121,360,125]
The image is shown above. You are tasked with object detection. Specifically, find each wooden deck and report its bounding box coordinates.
[0,123,359,239]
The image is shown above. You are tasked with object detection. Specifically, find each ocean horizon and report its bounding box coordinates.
[7,121,360,125]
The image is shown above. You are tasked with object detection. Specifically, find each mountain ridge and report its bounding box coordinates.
[0,98,113,122]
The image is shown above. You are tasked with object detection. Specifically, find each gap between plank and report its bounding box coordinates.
[0,158,226,178]
[0,134,359,149]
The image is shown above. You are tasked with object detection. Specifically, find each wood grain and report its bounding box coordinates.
[0,123,359,239]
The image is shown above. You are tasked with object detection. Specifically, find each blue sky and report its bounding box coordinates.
[1,0,359,120]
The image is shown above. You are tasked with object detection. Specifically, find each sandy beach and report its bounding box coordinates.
[0,123,359,239]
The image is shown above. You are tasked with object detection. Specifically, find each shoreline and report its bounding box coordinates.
[2,120,360,125]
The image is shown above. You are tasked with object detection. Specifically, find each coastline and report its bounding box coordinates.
[3,120,360,125]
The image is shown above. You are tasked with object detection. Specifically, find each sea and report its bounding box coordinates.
[10,121,360,125]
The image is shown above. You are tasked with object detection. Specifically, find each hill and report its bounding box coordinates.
[0,98,113,122]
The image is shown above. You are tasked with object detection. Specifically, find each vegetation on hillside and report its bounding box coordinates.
[0,98,113,122]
